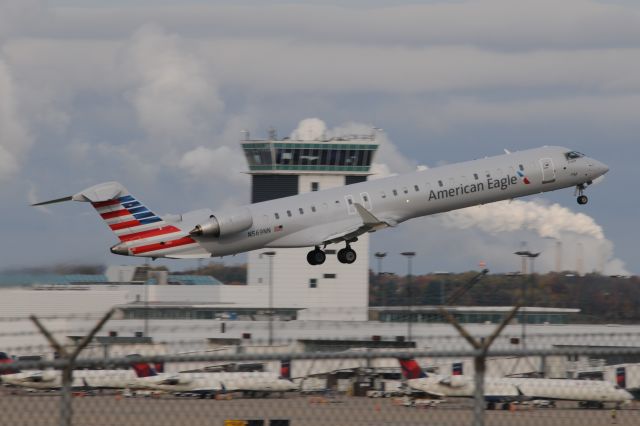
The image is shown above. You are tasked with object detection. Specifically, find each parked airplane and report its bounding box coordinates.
[34,147,608,265]
[399,358,522,408]
[131,360,297,398]
[451,362,634,408]
[400,358,632,410]
[0,359,158,392]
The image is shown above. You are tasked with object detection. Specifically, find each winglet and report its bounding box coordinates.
[354,203,381,226]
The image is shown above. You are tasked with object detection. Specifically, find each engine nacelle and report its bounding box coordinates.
[190,208,253,238]
[440,375,468,388]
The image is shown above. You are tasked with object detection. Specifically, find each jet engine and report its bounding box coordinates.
[159,375,192,386]
[440,376,468,388]
[190,208,253,238]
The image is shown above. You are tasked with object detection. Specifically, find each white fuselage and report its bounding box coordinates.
[407,375,633,403]
[188,146,607,257]
[136,371,297,394]
[1,369,140,390]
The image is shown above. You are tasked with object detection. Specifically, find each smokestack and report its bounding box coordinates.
[576,242,584,276]
[555,240,563,272]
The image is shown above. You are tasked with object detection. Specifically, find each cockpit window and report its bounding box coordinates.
[565,151,584,160]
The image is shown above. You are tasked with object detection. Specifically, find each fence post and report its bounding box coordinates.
[31,310,115,426]
[439,305,520,426]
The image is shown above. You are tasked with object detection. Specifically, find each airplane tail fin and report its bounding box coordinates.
[130,362,158,378]
[0,352,19,375]
[33,182,208,259]
[398,358,427,379]
[280,359,291,380]
[616,367,626,389]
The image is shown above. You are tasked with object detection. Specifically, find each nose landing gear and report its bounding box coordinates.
[575,183,591,205]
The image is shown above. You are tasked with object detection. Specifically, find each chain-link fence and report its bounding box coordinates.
[1,311,640,426]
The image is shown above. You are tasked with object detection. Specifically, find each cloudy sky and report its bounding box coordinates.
[1,0,638,275]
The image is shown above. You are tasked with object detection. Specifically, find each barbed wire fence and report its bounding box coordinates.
[2,311,640,426]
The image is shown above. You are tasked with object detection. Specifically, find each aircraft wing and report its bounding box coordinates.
[321,203,393,245]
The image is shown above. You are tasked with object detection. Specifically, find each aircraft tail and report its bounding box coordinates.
[0,352,19,375]
[33,182,209,259]
[130,362,158,378]
[398,358,427,380]
[616,367,626,389]
[280,359,291,380]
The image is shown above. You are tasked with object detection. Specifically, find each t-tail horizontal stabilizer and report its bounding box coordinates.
[32,182,210,260]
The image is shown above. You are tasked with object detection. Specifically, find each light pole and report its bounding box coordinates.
[262,251,276,345]
[401,252,416,343]
[514,250,540,349]
[374,252,387,306]
[434,271,451,306]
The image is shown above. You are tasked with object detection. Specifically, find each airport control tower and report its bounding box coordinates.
[241,128,380,320]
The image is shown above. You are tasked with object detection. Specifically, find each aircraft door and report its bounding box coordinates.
[539,158,556,184]
[344,195,357,215]
[359,192,372,210]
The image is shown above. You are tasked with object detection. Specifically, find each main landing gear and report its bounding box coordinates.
[337,244,357,264]
[576,182,591,205]
[307,246,326,265]
[306,243,358,265]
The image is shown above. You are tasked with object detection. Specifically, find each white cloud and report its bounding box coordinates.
[123,24,224,145]
[0,57,32,185]
[179,145,248,185]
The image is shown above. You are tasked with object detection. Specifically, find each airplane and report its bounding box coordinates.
[399,358,633,410]
[399,358,522,409]
[33,146,608,265]
[130,360,297,399]
[0,358,158,392]
[447,362,634,409]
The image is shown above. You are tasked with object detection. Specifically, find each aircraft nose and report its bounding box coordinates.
[590,159,609,176]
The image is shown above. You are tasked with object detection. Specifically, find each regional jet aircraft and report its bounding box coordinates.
[34,146,608,265]
[399,359,632,410]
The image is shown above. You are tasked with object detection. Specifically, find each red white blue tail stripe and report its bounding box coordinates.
[91,194,206,258]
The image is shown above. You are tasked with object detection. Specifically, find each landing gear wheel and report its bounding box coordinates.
[577,195,588,205]
[307,248,326,265]
[337,247,357,264]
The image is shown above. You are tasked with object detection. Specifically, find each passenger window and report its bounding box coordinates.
[403,187,408,194]
[473,173,479,180]
[485,171,491,178]
[299,208,304,215]
[363,195,368,202]
[392,189,398,196]
[311,206,316,212]
[287,210,292,217]
[274,213,280,220]
[347,198,353,205]
[438,180,443,187]
[380,191,386,199]
[414,185,419,192]
[519,164,524,171]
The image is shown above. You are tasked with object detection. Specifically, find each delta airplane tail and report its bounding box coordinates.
[130,363,157,378]
[33,182,209,259]
[398,358,427,380]
[280,359,291,380]
[0,352,19,375]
